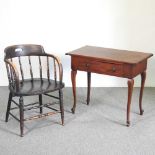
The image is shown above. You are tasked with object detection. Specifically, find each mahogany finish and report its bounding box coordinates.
[4,44,64,136]
[66,45,153,126]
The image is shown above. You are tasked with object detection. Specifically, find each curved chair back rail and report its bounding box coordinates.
[4,44,45,58]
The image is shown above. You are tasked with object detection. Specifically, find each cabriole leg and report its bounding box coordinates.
[71,70,77,113]
[139,71,146,115]
[127,79,134,127]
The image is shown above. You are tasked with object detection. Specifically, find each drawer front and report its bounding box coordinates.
[72,57,123,76]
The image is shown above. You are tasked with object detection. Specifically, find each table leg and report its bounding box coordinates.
[139,71,146,115]
[127,79,134,126]
[87,72,91,105]
[71,70,77,113]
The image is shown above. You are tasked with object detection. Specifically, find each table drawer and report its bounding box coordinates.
[72,57,123,76]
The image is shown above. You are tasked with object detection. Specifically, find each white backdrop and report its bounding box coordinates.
[0,0,155,87]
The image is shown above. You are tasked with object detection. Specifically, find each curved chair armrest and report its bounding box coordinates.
[5,60,20,91]
[45,53,63,83]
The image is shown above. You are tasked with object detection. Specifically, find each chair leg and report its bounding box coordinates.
[39,94,43,114]
[59,89,64,125]
[19,96,24,137]
[5,92,13,122]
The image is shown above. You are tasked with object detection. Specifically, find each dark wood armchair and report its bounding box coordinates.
[4,44,64,137]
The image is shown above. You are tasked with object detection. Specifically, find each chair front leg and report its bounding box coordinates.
[19,96,24,137]
[59,89,64,125]
[5,92,13,122]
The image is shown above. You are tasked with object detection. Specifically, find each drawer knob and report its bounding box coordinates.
[112,66,116,72]
[85,63,90,67]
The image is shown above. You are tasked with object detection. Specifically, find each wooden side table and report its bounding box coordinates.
[66,46,153,126]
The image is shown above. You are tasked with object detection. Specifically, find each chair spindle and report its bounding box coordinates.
[38,56,42,80]
[54,59,57,82]
[18,56,24,81]
[28,56,33,81]
[47,56,50,81]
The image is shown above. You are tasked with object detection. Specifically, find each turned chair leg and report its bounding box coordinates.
[19,96,24,137]
[5,92,12,122]
[59,89,64,125]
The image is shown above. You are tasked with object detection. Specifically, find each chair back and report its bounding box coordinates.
[4,44,62,92]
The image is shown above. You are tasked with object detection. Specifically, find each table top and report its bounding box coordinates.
[66,46,153,64]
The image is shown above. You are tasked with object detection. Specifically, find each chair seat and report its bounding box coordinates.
[11,78,65,96]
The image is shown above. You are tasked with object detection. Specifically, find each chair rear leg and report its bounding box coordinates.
[39,94,43,114]
[59,89,64,125]
[19,96,24,137]
[5,92,13,122]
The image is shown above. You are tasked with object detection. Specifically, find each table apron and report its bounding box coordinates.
[71,56,147,78]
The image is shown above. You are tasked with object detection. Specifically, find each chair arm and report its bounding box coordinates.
[5,60,20,91]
